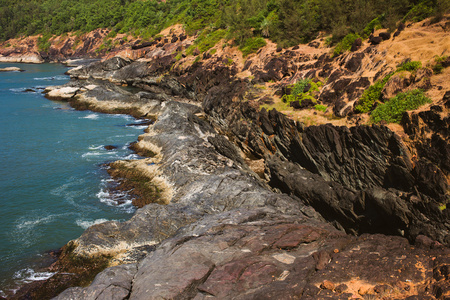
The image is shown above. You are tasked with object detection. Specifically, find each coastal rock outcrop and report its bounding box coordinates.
[53,207,450,300]
[18,16,449,299]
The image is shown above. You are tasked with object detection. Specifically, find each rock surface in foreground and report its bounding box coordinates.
[54,208,450,300]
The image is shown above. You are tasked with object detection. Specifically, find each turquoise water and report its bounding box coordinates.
[0,63,143,295]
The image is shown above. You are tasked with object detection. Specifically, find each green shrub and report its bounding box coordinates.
[106,30,117,39]
[291,78,311,96]
[315,104,327,112]
[355,73,393,113]
[396,60,422,72]
[282,78,322,105]
[239,37,266,57]
[433,55,448,74]
[370,89,431,123]
[333,33,361,57]
[362,15,384,38]
[355,60,423,113]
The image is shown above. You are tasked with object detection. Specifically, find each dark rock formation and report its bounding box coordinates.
[40,55,450,300]
[350,38,362,51]
[54,208,450,300]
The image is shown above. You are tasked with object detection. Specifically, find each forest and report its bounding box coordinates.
[0,0,448,48]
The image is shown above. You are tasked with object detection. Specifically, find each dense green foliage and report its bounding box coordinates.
[282,78,322,105]
[354,73,394,113]
[370,89,431,123]
[354,60,422,113]
[0,0,448,51]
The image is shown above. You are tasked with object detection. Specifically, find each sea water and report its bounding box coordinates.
[0,63,144,295]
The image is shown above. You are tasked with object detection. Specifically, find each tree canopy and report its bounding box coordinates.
[0,0,448,47]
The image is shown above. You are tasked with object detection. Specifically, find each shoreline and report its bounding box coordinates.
[2,16,450,298]
[0,66,150,299]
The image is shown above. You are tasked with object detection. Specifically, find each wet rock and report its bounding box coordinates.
[104,145,117,150]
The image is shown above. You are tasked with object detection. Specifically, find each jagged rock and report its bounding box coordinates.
[52,264,137,300]
[57,208,450,300]
[344,52,364,72]
[381,72,412,100]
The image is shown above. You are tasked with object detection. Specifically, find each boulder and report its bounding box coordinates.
[381,72,412,100]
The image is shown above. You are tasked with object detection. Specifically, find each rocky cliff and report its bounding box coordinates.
[5,16,450,300]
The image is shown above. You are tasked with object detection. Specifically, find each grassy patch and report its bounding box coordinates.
[37,33,52,52]
[239,37,266,57]
[396,60,422,72]
[370,89,431,123]
[433,55,448,74]
[315,104,327,112]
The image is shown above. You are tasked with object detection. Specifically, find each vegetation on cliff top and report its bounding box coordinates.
[1,0,448,49]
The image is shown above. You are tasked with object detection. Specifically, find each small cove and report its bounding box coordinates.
[0,63,144,295]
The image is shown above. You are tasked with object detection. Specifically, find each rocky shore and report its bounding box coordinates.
[4,16,449,300]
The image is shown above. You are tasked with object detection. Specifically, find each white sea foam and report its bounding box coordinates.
[75,218,111,229]
[96,188,135,213]
[112,114,134,120]
[81,113,99,120]
[9,88,25,93]
[88,144,104,150]
[82,151,118,158]
[128,125,148,130]
[123,154,140,160]
[15,215,56,230]
[13,268,56,283]
[33,75,69,81]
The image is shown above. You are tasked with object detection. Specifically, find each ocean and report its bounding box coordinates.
[0,62,144,295]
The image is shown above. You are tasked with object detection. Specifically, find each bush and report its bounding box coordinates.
[362,15,384,38]
[314,104,327,112]
[433,55,448,74]
[333,33,361,57]
[396,60,422,72]
[239,37,266,57]
[197,29,227,53]
[282,78,322,105]
[354,73,393,113]
[370,89,431,123]
[355,60,423,113]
